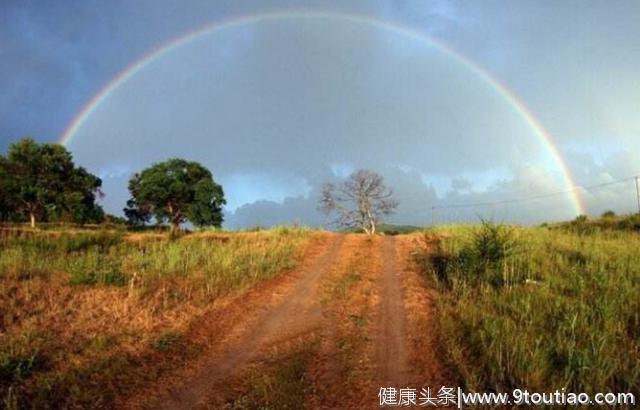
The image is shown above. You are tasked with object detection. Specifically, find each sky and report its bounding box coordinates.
[1,0,639,228]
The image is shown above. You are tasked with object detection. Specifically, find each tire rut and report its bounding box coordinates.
[146,235,344,410]
[376,235,410,386]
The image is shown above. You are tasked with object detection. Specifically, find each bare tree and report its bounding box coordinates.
[319,169,398,235]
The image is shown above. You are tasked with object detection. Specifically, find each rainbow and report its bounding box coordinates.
[59,10,586,215]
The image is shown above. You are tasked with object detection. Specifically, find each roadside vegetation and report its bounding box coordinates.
[414,218,640,396]
[550,212,640,234]
[0,227,311,409]
[226,339,319,410]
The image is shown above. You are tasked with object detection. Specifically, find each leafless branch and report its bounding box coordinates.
[318,169,398,234]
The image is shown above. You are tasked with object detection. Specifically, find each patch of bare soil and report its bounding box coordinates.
[306,234,379,409]
[396,234,450,389]
[121,233,343,410]
[375,235,410,386]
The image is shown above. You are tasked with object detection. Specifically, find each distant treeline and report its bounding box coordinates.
[547,212,640,233]
[0,138,225,230]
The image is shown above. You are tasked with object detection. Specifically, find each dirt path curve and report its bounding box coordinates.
[375,235,410,386]
[142,235,344,410]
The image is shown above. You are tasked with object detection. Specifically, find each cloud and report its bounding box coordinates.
[227,195,325,228]
[67,17,564,222]
[2,1,639,226]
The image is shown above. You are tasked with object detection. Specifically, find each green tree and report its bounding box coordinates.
[0,154,11,221]
[57,166,105,223]
[124,158,225,231]
[601,210,616,219]
[2,137,104,227]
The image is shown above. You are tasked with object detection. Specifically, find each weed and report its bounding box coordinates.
[348,314,367,328]
[152,331,181,352]
[0,353,46,384]
[332,272,361,299]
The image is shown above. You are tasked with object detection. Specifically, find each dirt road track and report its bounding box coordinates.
[122,233,447,409]
[376,236,410,386]
[134,235,343,409]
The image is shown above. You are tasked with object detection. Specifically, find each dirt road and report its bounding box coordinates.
[375,236,410,386]
[122,233,446,409]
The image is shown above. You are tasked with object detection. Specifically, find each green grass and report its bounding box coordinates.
[415,221,640,396]
[0,227,313,409]
[0,227,310,296]
[331,271,361,300]
[151,331,181,352]
[341,223,422,235]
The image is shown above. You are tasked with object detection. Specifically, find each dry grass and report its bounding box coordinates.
[414,223,640,396]
[0,227,313,409]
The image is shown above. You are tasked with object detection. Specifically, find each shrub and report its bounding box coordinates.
[471,220,518,269]
[573,214,589,223]
[414,233,456,288]
[417,222,521,288]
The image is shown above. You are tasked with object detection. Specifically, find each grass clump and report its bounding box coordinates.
[152,331,181,352]
[331,271,361,299]
[415,224,640,396]
[228,341,317,409]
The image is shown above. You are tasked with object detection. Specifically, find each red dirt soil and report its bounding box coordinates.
[120,233,448,409]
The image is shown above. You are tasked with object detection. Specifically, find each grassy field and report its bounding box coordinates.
[3,218,639,408]
[414,219,640,397]
[0,227,312,409]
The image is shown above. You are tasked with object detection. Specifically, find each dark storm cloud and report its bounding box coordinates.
[2,1,639,226]
[0,0,310,148]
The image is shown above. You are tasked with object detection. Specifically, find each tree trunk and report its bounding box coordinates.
[365,209,376,235]
[167,203,180,234]
[29,212,36,228]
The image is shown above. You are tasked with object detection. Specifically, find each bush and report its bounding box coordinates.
[471,220,518,268]
[417,222,521,289]
[414,233,456,288]
[573,214,589,223]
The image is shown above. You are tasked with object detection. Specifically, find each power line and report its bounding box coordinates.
[635,176,640,214]
[402,175,638,217]
[438,176,635,210]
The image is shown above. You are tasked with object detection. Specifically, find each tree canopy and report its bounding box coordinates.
[0,138,104,226]
[124,158,225,230]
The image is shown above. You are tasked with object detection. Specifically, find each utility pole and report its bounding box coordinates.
[431,205,435,226]
[635,176,640,214]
